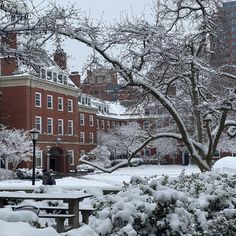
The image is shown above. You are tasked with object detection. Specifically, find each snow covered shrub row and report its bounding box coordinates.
[90,171,236,235]
[16,168,43,179]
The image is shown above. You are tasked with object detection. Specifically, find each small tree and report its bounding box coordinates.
[80,122,149,172]
[0,125,32,171]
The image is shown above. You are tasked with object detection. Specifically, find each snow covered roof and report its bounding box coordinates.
[78,93,159,120]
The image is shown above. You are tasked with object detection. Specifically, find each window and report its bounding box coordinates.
[36,150,43,167]
[89,133,94,143]
[96,119,99,129]
[89,115,94,126]
[47,70,52,80]
[106,121,110,130]
[68,150,75,165]
[68,99,73,112]
[68,120,73,135]
[53,72,57,82]
[58,97,63,111]
[80,132,85,143]
[35,92,42,107]
[101,120,105,130]
[47,95,53,109]
[58,119,64,135]
[111,121,115,128]
[41,69,46,79]
[80,114,84,126]
[47,118,53,134]
[35,116,42,133]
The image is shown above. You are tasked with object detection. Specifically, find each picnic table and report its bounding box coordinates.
[0,191,93,231]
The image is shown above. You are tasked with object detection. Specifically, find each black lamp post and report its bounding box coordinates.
[30,128,39,185]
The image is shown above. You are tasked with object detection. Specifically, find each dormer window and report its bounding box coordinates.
[41,69,46,79]
[58,74,63,83]
[53,72,57,82]
[47,70,52,80]
[63,76,67,85]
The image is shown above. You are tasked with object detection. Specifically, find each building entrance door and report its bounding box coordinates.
[48,147,65,173]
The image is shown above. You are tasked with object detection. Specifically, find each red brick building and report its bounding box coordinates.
[0,69,81,173]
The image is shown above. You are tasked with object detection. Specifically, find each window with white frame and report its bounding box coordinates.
[106,121,110,130]
[67,150,75,165]
[80,114,84,126]
[35,116,42,133]
[89,132,94,143]
[58,97,63,111]
[47,95,53,109]
[68,99,73,112]
[53,72,57,82]
[89,115,94,126]
[58,119,64,135]
[47,117,53,134]
[96,119,99,129]
[36,150,43,167]
[80,132,85,143]
[35,92,42,107]
[101,120,105,130]
[41,69,46,79]
[68,120,73,135]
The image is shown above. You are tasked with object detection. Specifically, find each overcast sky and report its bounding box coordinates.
[41,0,154,75]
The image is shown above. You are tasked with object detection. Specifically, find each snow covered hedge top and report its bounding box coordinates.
[90,171,236,236]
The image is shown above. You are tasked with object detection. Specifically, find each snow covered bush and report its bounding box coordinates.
[0,169,15,180]
[16,168,43,180]
[91,171,236,235]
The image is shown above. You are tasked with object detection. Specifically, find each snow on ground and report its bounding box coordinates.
[212,156,236,173]
[0,165,200,236]
[0,165,200,190]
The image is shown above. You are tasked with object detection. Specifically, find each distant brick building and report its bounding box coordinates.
[81,68,132,102]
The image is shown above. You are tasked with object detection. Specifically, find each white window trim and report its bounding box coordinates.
[101,120,105,130]
[58,119,64,135]
[68,150,75,165]
[35,116,42,134]
[47,117,53,134]
[68,120,73,136]
[35,92,42,107]
[47,95,53,109]
[80,132,85,143]
[89,115,94,127]
[36,150,43,168]
[68,99,73,112]
[58,97,64,111]
[80,114,85,126]
[89,132,94,143]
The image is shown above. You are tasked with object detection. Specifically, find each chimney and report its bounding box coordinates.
[0,33,17,76]
[69,71,81,88]
[53,48,67,70]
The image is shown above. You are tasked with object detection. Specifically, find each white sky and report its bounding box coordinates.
[33,0,154,76]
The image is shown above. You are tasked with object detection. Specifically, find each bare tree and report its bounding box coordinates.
[2,0,236,171]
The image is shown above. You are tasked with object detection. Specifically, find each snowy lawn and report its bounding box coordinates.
[2,163,235,235]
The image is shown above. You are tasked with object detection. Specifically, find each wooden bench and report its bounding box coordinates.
[38,205,94,224]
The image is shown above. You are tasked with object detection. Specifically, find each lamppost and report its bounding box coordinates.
[30,128,39,185]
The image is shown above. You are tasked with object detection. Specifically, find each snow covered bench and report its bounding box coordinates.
[38,205,94,224]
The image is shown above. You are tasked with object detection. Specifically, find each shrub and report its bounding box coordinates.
[91,171,236,235]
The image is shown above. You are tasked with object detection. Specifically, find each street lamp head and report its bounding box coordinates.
[30,128,39,141]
